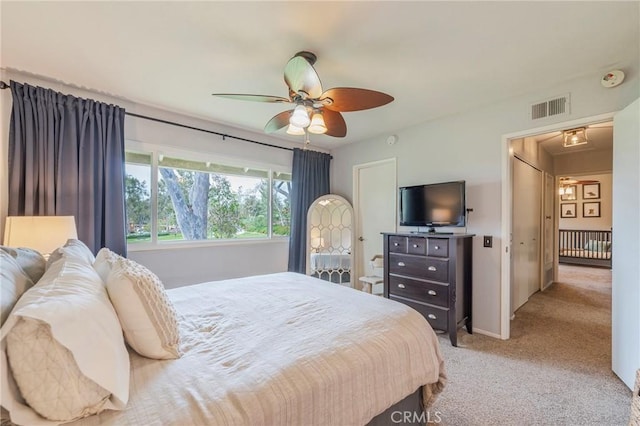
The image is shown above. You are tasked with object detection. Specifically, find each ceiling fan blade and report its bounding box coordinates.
[284,56,323,99]
[320,88,394,112]
[212,94,291,103]
[264,110,293,133]
[323,109,347,138]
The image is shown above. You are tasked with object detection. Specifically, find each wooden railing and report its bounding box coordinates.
[558,229,612,268]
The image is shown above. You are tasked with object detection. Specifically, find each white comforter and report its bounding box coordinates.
[73,272,446,426]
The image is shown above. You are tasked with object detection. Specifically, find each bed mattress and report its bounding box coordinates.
[72,272,445,425]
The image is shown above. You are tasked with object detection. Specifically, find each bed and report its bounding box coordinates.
[558,229,612,268]
[2,249,446,426]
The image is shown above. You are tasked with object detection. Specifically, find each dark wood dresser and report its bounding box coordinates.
[382,233,474,346]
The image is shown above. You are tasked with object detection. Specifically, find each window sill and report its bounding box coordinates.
[127,237,289,252]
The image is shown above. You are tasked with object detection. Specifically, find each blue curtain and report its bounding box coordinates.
[287,148,331,273]
[8,81,127,255]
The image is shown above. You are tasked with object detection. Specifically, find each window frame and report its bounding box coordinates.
[125,141,291,251]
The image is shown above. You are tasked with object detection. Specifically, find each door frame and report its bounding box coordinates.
[500,112,615,340]
[352,158,397,282]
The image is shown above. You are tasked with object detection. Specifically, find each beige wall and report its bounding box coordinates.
[511,136,554,173]
[330,69,639,337]
[554,148,613,175]
[558,173,612,231]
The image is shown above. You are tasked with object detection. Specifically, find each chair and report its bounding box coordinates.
[359,255,384,296]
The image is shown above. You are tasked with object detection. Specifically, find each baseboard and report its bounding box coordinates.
[471,328,503,339]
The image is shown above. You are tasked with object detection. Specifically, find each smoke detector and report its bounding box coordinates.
[601,70,624,88]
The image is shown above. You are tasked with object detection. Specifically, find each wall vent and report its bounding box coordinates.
[530,94,570,120]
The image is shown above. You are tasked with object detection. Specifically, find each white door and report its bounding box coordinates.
[612,98,640,389]
[353,159,397,285]
[511,157,542,313]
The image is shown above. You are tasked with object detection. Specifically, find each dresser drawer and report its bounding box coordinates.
[388,275,449,307]
[407,237,426,255]
[388,236,407,253]
[390,296,449,331]
[389,254,449,283]
[427,239,449,257]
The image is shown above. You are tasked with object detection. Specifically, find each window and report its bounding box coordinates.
[125,152,152,244]
[125,149,291,247]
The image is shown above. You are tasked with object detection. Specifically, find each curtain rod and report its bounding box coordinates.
[0,80,294,153]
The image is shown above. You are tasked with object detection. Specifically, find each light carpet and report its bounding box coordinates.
[429,265,632,425]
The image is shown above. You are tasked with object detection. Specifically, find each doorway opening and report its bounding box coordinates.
[500,112,615,338]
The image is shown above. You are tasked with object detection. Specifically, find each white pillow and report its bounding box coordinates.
[0,246,46,283]
[46,239,95,269]
[93,247,122,283]
[0,259,129,424]
[107,257,181,360]
[0,252,34,326]
[6,317,111,421]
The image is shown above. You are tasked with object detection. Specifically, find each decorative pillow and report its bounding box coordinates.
[0,252,34,326]
[0,259,129,424]
[107,257,181,359]
[93,247,123,283]
[0,246,46,283]
[584,240,612,252]
[46,239,95,269]
[6,317,110,421]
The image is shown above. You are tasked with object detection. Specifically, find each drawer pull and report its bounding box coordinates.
[397,262,406,267]
[412,244,419,248]
[393,242,399,247]
[397,283,406,289]
[428,266,437,271]
[427,290,437,296]
[427,314,437,320]
[434,245,440,250]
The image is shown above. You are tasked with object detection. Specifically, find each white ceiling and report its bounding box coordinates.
[536,121,613,156]
[2,2,638,148]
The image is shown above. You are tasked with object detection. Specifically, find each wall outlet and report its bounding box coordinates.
[483,236,493,248]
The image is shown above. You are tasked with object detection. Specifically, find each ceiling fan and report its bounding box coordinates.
[212,51,394,139]
[558,176,600,185]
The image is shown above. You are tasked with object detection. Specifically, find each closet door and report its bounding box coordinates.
[511,157,542,313]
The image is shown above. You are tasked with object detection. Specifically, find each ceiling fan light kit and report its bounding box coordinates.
[308,112,328,134]
[212,51,394,143]
[286,124,305,136]
[562,127,588,147]
[290,105,311,128]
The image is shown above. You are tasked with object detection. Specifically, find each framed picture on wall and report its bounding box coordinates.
[560,185,577,201]
[582,183,600,199]
[561,203,577,218]
[583,202,601,218]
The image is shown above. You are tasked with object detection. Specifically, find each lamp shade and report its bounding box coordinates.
[286,124,305,135]
[3,216,78,255]
[290,105,310,128]
[308,112,327,134]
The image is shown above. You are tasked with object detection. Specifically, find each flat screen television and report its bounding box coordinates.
[399,180,466,229]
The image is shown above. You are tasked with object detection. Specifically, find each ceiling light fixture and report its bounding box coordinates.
[562,127,588,147]
[286,123,305,135]
[307,111,327,134]
[290,105,310,128]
